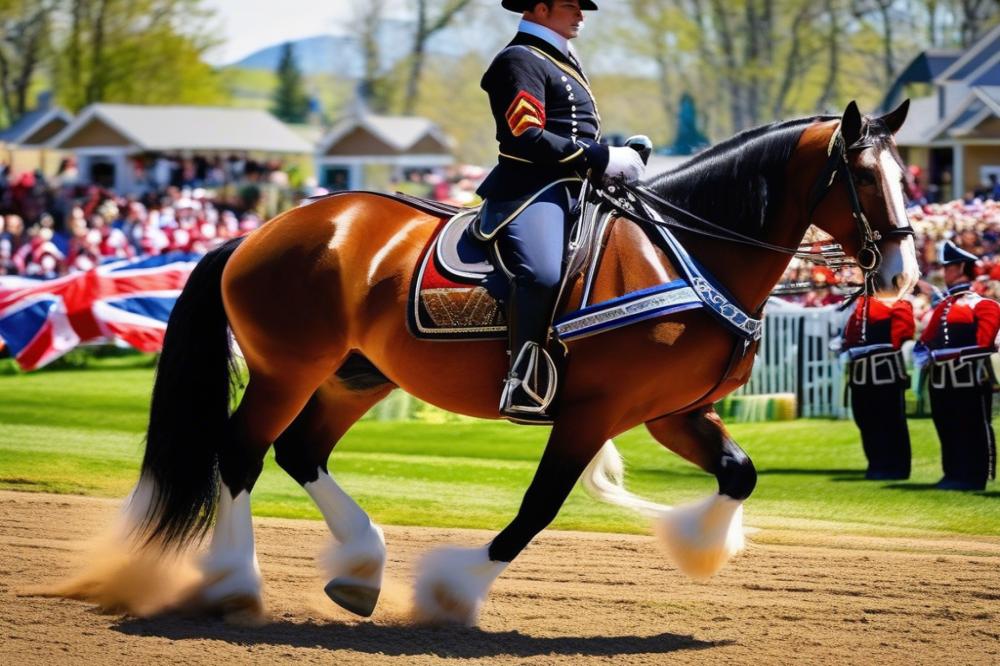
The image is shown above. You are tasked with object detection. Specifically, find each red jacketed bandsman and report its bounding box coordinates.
[914,240,999,491]
[842,296,915,479]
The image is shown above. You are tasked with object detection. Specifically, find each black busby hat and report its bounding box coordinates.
[502,0,598,11]
[939,240,978,265]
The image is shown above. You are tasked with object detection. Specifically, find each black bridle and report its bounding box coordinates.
[806,127,915,275]
[804,127,916,342]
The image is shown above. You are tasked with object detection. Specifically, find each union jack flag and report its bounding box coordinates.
[0,253,199,371]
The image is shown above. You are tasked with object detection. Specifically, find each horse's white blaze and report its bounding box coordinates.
[878,151,911,230]
[877,150,920,299]
[414,544,507,625]
[200,485,261,602]
[305,468,385,586]
[893,234,921,296]
[366,218,425,286]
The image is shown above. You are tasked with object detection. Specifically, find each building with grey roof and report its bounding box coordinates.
[47,104,314,193]
[886,25,1000,199]
[315,113,453,191]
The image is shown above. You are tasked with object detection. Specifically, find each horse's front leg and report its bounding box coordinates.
[414,412,609,625]
[644,406,757,578]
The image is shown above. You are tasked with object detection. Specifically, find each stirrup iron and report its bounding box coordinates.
[500,342,558,415]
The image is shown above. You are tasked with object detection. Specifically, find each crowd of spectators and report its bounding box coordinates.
[0,159,491,280]
[0,160,276,278]
[390,164,485,207]
[775,177,1000,317]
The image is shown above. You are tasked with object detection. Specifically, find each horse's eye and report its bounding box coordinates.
[853,169,877,186]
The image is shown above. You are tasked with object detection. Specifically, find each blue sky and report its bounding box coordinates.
[202,0,360,65]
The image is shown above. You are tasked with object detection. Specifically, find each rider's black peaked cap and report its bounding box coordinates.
[940,240,979,265]
[502,0,598,11]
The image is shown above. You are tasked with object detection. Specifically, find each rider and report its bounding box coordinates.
[915,240,999,491]
[478,0,646,421]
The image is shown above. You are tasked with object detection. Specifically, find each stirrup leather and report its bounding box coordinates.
[500,342,558,415]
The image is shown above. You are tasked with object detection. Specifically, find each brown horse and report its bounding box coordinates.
[121,100,917,625]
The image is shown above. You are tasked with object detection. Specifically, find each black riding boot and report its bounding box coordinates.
[499,284,559,424]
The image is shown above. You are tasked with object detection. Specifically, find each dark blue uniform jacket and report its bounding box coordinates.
[475,32,609,237]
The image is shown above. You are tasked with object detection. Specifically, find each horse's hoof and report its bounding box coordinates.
[413,545,508,626]
[177,590,264,623]
[324,578,380,617]
[213,593,265,623]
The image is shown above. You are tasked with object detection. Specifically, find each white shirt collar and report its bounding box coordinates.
[518,18,570,57]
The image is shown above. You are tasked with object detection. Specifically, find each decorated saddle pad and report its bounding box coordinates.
[408,195,762,344]
[408,209,509,340]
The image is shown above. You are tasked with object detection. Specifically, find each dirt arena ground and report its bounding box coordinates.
[1,491,997,665]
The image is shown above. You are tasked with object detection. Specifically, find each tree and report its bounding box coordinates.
[271,42,310,123]
[353,0,393,113]
[53,0,228,112]
[0,1,54,125]
[403,0,476,114]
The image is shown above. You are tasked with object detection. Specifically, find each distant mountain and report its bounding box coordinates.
[227,19,477,77]
[233,35,366,76]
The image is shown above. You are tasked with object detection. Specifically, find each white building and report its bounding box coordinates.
[47,104,313,193]
[315,113,454,191]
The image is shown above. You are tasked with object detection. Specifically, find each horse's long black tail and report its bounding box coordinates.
[138,237,246,549]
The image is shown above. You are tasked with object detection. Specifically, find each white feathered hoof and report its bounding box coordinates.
[655,494,745,579]
[191,554,264,619]
[414,546,507,625]
[320,524,386,617]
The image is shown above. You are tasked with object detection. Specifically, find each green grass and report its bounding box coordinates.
[0,362,997,537]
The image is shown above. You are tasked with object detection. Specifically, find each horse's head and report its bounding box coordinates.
[808,100,920,301]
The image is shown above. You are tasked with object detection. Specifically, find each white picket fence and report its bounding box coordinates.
[733,299,849,418]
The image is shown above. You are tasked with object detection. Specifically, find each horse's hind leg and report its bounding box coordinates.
[273,355,395,617]
[644,406,757,578]
[196,361,338,616]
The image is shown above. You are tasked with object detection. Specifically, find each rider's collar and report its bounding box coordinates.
[948,282,972,295]
[518,19,570,57]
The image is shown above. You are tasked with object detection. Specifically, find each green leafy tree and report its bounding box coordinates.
[403,0,476,114]
[53,0,227,111]
[271,42,310,123]
[0,0,54,126]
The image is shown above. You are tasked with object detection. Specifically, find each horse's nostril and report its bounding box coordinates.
[892,274,901,290]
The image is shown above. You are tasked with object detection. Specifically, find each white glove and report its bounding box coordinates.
[603,146,646,184]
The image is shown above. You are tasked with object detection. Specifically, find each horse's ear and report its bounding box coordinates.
[840,101,863,145]
[878,98,910,135]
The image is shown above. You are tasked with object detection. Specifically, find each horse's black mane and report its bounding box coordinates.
[645,115,838,233]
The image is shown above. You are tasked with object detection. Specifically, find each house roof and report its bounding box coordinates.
[969,51,1000,87]
[977,85,1000,113]
[0,107,73,145]
[48,104,313,153]
[892,95,940,146]
[921,86,1000,141]
[936,24,1000,83]
[318,114,453,155]
[881,50,961,111]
